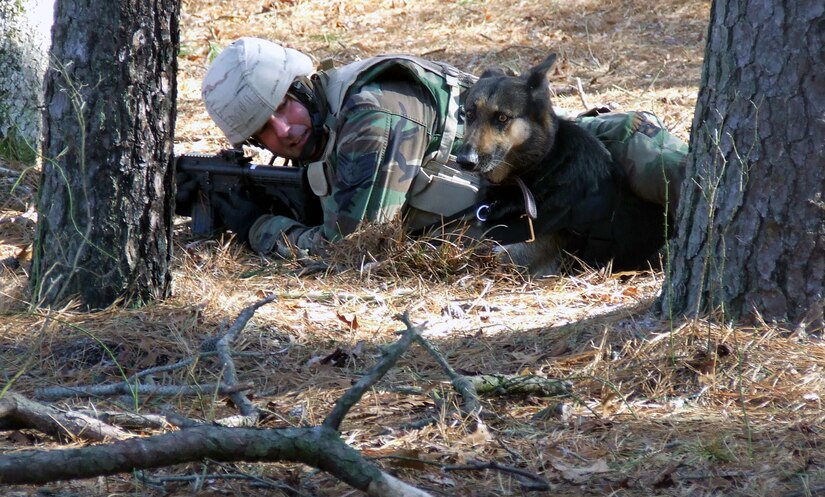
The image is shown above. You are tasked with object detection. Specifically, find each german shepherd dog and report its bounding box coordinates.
[456,54,669,275]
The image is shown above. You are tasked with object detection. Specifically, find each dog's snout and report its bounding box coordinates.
[456,148,479,171]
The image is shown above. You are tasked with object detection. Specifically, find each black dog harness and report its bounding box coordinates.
[475,176,538,243]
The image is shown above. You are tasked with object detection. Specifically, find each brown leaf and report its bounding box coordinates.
[336,312,359,330]
[622,286,638,296]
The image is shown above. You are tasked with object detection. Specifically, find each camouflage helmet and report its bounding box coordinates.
[201,37,314,145]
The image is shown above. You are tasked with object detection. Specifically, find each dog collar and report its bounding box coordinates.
[513,176,538,220]
[473,176,538,244]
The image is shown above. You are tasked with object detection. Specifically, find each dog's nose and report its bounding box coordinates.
[455,149,478,171]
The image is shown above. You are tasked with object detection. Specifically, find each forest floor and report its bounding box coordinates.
[3,0,825,496]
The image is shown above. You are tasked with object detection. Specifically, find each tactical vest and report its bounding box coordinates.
[305,55,483,230]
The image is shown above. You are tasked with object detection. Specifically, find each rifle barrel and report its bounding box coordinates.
[176,155,305,186]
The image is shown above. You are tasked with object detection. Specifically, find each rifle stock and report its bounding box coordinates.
[174,152,323,237]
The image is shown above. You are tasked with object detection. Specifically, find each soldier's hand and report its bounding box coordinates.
[212,189,268,244]
[174,171,200,216]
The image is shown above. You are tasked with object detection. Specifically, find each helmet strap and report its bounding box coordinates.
[289,76,328,162]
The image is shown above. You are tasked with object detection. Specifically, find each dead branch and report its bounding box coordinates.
[0,423,432,496]
[123,346,263,382]
[0,392,131,442]
[466,374,572,397]
[35,382,253,401]
[393,334,571,432]
[139,469,299,494]
[323,311,424,431]
[444,460,550,491]
[215,294,277,419]
[575,77,592,110]
[75,410,172,430]
[0,308,439,496]
[413,332,481,416]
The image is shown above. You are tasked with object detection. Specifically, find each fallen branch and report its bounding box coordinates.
[413,332,481,417]
[35,382,253,401]
[0,309,437,496]
[444,460,550,491]
[323,311,424,431]
[138,469,299,494]
[467,374,572,397]
[35,293,274,418]
[394,333,571,431]
[0,392,131,442]
[75,410,172,431]
[575,77,592,110]
[215,293,277,420]
[0,423,432,496]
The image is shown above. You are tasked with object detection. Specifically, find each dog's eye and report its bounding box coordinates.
[463,109,475,122]
[496,113,510,124]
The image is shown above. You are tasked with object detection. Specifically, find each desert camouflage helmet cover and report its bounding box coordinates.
[201,37,314,145]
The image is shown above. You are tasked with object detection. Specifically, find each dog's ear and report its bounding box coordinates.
[479,65,515,79]
[525,54,558,124]
[525,53,558,90]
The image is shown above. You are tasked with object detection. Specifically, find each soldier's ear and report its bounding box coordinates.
[525,53,557,90]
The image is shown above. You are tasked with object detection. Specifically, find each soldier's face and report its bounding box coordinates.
[255,96,314,159]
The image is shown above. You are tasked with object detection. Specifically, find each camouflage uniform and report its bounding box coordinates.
[200,39,688,256]
[249,59,469,255]
[247,60,689,257]
[576,111,687,216]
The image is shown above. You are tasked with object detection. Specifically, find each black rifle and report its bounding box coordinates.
[174,150,322,237]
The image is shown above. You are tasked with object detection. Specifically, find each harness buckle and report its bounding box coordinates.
[476,204,490,222]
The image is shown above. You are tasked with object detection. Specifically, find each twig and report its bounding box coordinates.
[35,294,274,402]
[323,311,424,431]
[35,382,253,401]
[129,355,198,381]
[124,350,268,383]
[215,293,277,418]
[205,459,307,494]
[413,334,481,417]
[576,77,592,111]
[370,454,551,492]
[139,472,298,492]
[0,165,21,176]
[421,47,447,57]
[444,460,550,491]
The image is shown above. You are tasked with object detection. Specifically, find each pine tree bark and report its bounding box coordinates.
[32,0,179,308]
[661,0,825,325]
[0,0,52,163]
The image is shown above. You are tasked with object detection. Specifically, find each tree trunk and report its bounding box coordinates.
[32,0,179,308]
[661,0,825,326]
[0,0,53,164]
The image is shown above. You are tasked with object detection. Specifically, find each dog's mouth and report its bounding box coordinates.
[457,146,509,175]
[478,159,513,184]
